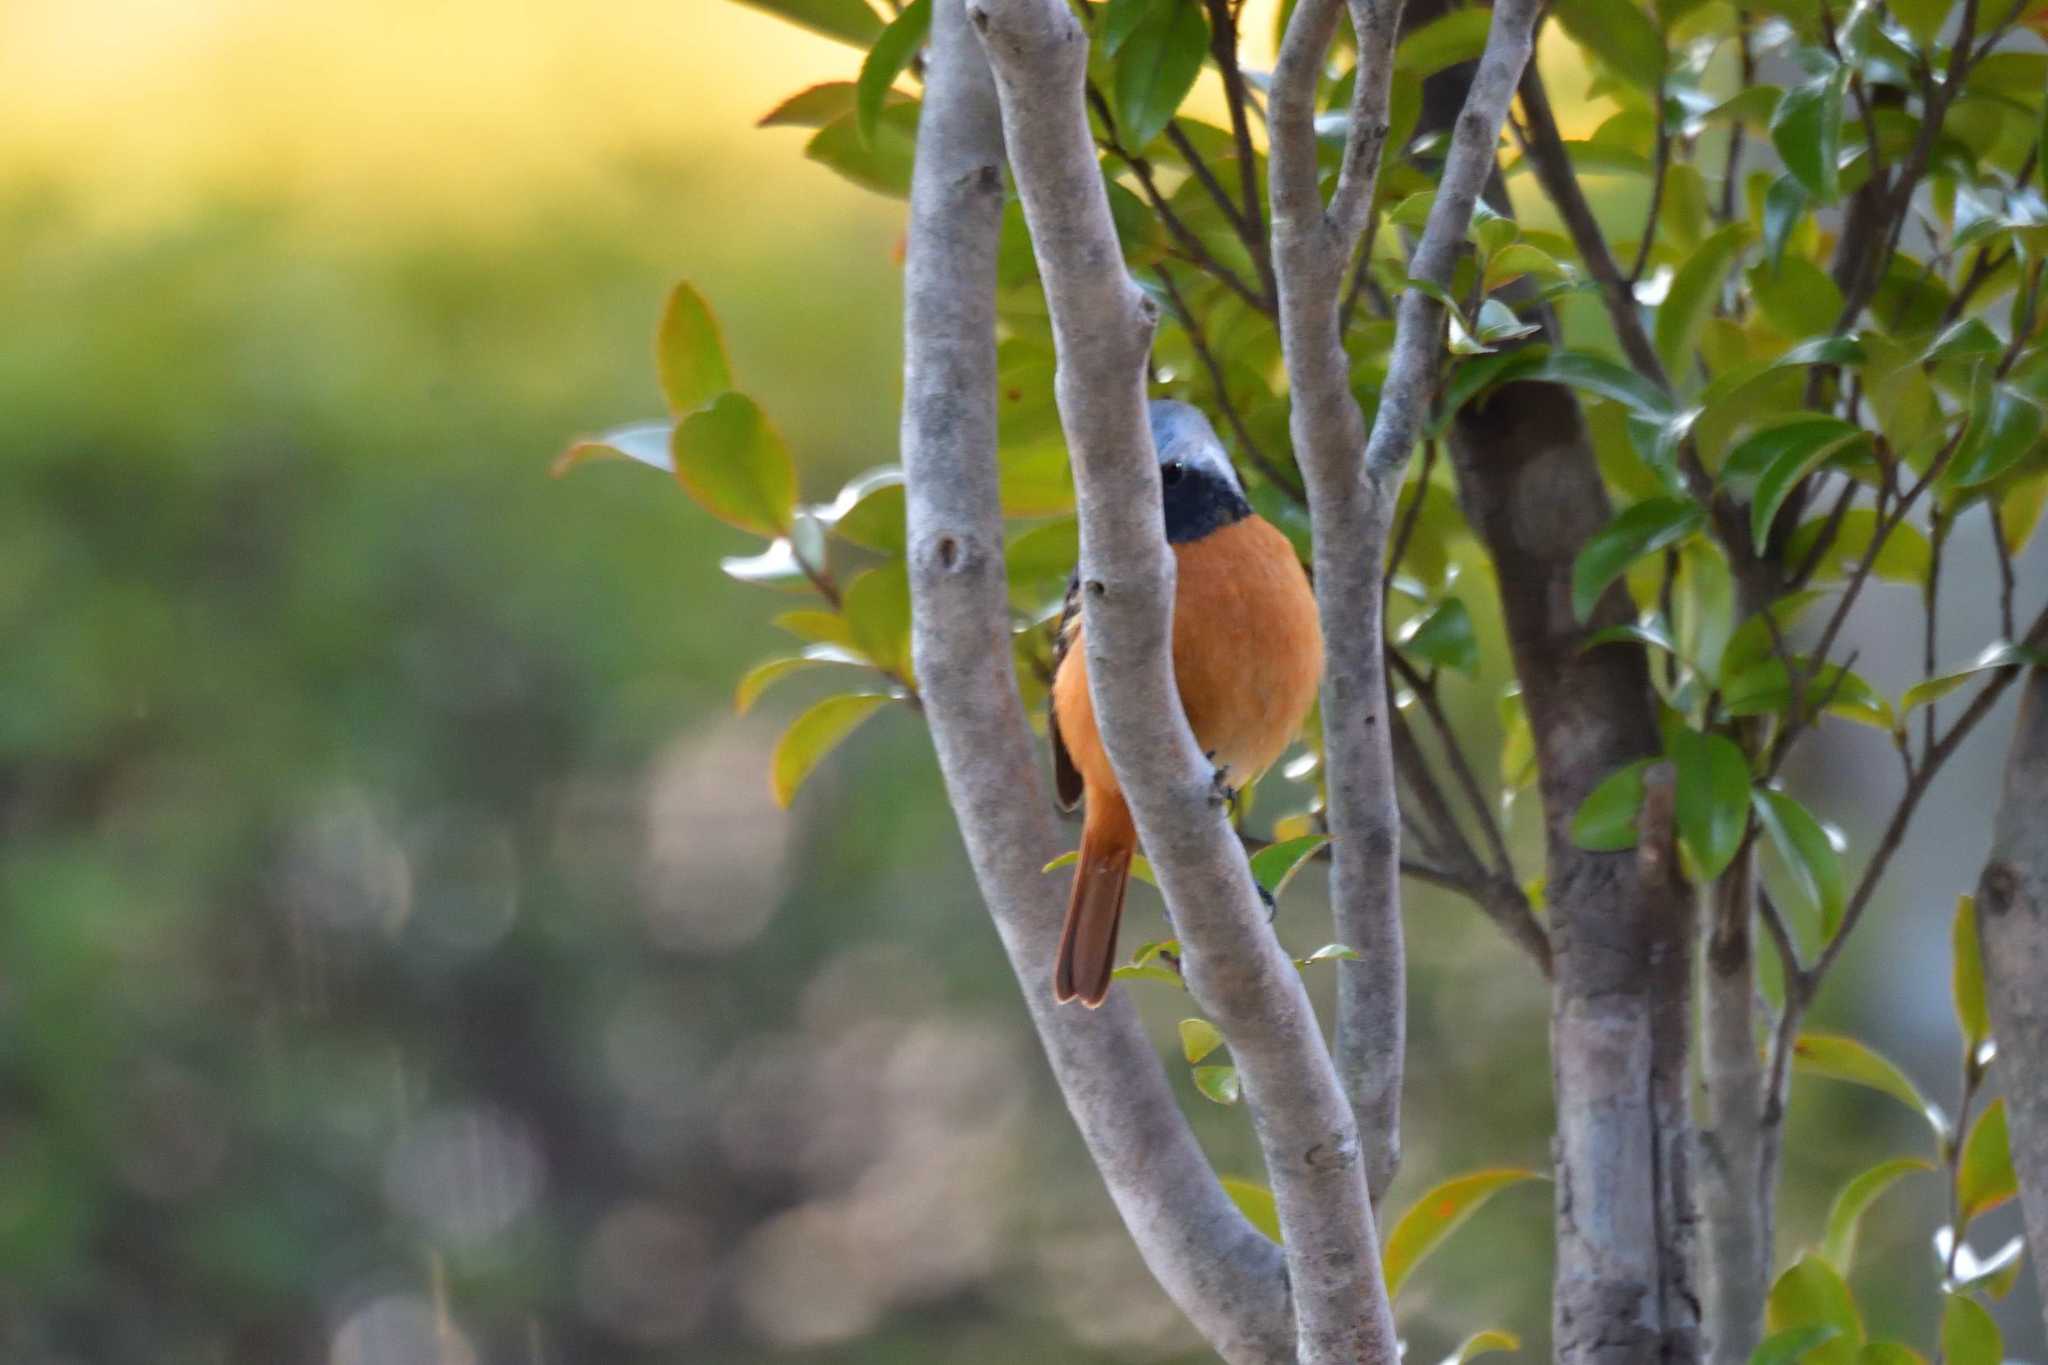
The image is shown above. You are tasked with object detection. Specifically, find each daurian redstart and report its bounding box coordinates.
[1048,400,1324,1006]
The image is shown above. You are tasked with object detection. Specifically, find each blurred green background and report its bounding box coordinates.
[1,2,2041,1361]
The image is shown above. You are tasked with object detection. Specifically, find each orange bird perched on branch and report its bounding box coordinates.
[1048,400,1325,1006]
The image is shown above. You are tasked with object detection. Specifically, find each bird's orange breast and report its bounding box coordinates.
[1051,515,1322,799]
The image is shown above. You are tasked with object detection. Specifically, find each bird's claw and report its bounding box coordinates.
[1257,883,1277,922]
[1207,761,1239,813]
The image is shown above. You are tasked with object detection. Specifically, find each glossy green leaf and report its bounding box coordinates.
[1552,0,1666,92]
[1179,1017,1223,1064]
[1722,657,1894,732]
[1751,258,1847,339]
[734,0,885,47]
[843,562,913,679]
[1400,597,1480,674]
[1673,729,1750,880]
[1571,757,1657,850]
[1251,835,1329,899]
[1902,640,2048,713]
[1767,1256,1862,1365]
[805,99,920,197]
[1193,1064,1241,1105]
[1220,1176,1280,1241]
[1383,1168,1543,1299]
[657,282,734,416]
[1752,1325,1843,1365]
[1045,849,1158,888]
[1794,1033,1943,1134]
[1939,1293,2001,1365]
[1484,241,1564,292]
[775,608,860,650]
[1854,1345,1926,1365]
[1888,0,1950,46]
[735,647,868,714]
[1953,894,1990,1051]
[1721,416,1866,548]
[1949,384,2045,488]
[1772,69,1848,204]
[1959,1099,2017,1223]
[1571,497,1706,621]
[758,82,861,128]
[856,0,930,146]
[672,393,798,538]
[551,421,676,477]
[1754,788,1847,937]
[1297,943,1362,965]
[1396,8,1493,75]
[830,475,907,553]
[1525,350,1675,418]
[1821,1157,1930,1273]
[1657,223,1753,380]
[2002,473,2048,554]
[771,693,891,806]
[1115,0,1207,150]
[1763,175,1809,275]
[1443,1331,1522,1363]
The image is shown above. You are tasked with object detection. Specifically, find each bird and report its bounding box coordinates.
[1047,399,1324,1007]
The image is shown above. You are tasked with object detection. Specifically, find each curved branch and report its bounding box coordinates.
[967,2,1398,1359]
[899,6,1291,1359]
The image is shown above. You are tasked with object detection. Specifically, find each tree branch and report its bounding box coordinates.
[899,8,1291,1358]
[968,3,1397,1358]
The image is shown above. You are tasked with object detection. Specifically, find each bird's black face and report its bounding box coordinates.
[1160,454,1252,544]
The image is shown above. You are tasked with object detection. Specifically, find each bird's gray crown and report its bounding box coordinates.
[1148,398,1243,495]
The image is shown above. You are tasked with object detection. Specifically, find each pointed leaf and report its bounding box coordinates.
[1552,0,1666,92]
[1572,497,1706,621]
[672,393,798,538]
[1399,597,1480,674]
[1958,1099,2017,1224]
[1383,1168,1543,1299]
[1794,1033,1944,1135]
[805,100,920,197]
[759,82,861,129]
[1754,788,1847,937]
[551,421,676,477]
[1772,69,1848,204]
[857,0,931,146]
[1657,223,1753,379]
[1571,757,1657,851]
[1948,384,2044,488]
[771,694,891,806]
[657,282,733,416]
[1720,416,1866,548]
[1525,350,1675,417]
[1220,1176,1280,1241]
[1953,894,1990,1051]
[1764,175,1810,274]
[1939,1293,2001,1365]
[735,650,866,714]
[1673,729,1751,880]
[1767,1256,1862,1364]
[1115,0,1207,150]
[1298,943,1363,965]
[1180,1017,1223,1064]
[1821,1157,1931,1273]
[1444,1331,1522,1364]
[1783,508,1931,584]
[1753,1325,1843,1365]
[1396,8,1494,76]
[1193,1064,1241,1105]
[842,562,913,679]
[1902,640,2048,713]
[734,0,884,47]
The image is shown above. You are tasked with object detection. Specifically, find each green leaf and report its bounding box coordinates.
[1552,0,1666,92]
[1767,1256,1862,1365]
[1673,729,1750,881]
[551,422,676,478]
[775,608,860,650]
[1399,597,1480,674]
[1657,223,1753,380]
[829,471,908,552]
[843,562,913,678]
[1953,893,1991,1052]
[1572,757,1657,851]
[1250,835,1329,899]
[733,0,884,47]
[771,694,891,806]
[1722,657,1894,731]
[1220,1176,1280,1241]
[657,282,734,416]
[1750,258,1847,338]
[1115,0,1207,150]
[1444,1331,1522,1364]
[1783,508,1932,584]
[1102,0,1155,54]
[1572,497,1706,621]
[1383,1168,1543,1299]
[1772,69,1848,204]
[735,648,867,714]
[672,393,799,538]
[758,82,861,129]
[1821,1157,1931,1273]
[1484,242,1564,292]
[1958,1099,2017,1223]
[1794,1033,1943,1134]
[1753,1325,1844,1365]
[1754,788,1847,937]
[1939,1293,2002,1365]
[1763,176,1809,275]
[1045,850,1158,888]
[1948,384,2045,488]
[1902,640,2048,713]
[1854,1345,1927,1365]
[805,99,920,197]
[1720,416,1867,548]
[1193,1064,1241,1105]
[1888,0,1950,46]
[1526,351,1675,418]
[1180,1017,1223,1064]
[1396,7,1494,76]
[1297,943,1362,965]
[857,0,931,146]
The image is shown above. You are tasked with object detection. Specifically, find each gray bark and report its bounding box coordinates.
[964,1,1398,1359]
[1698,862,1767,1365]
[1975,665,2048,1339]
[898,6,1293,1358]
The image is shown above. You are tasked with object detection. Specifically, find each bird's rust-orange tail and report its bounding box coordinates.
[1055,797,1136,1007]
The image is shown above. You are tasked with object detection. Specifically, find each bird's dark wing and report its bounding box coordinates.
[1049,572,1084,813]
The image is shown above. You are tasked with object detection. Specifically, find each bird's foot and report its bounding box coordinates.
[1207,758,1239,813]
[1257,883,1277,922]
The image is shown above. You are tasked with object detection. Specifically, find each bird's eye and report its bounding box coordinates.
[1162,460,1186,486]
